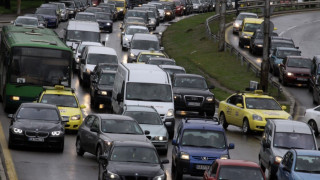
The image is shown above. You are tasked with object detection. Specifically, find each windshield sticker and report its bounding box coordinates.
[17,78,25,83]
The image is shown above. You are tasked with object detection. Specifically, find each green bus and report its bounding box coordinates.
[0,25,73,111]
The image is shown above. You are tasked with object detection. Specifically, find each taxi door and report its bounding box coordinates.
[230,95,244,126]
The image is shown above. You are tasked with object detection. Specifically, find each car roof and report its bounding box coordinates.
[17,16,38,20]
[67,20,99,32]
[112,140,155,148]
[181,118,223,131]
[174,73,204,79]
[216,159,260,168]
[294,149,320,156]
[159,65,184,70]
[237,91,274,99]
[132,33,158,41]
[243,18,263,24]
[272,120,312,134]
[276,47,300,51]
[77,12,95,15]
[42,89,74,96]
[21,102,58,109]
[95,114,136,121]
[239,12,258,16]
[87,46,117,55]
[79,41,103,46]
[124,105,157,113]
[100,69,117,74]
[271,39,294,44]
[139,52,165,56]
[127,25,148,30]
[286,56,310,60]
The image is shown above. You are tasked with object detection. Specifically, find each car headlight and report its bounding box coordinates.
[183,7,186,9]
[174,94,181,99]
[13,128,23,134]
[107,23,111,25]
[119,8,123,11]
[257,44,263,47]
[125,37,129,41]
[177,8,181,10]
[234,23,239,28]
[71,115,81,120]
[153,174,165,180]
[287,72,293,76]
[130,53,135,58]
[275,156,282,164]
[206,96,214,102]
[104,140,112,146]
[106,171,120,179]
[153,136,167,141]
[243,35,249,39]
[51,131,63,136]
[220,154,229,159]
[180,152,189,160]
[252,114,263,121]
[166,109,174,118]
[86,69,91,74]
[70,10,74,13]
[165,12,171,15]
[76,58,80,63]
[98,90,107,95]
[195,5,198,8]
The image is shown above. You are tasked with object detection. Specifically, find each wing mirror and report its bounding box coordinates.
[172,139,177,145]
[144,130,150,135]
[90,126,99,133]
[281,106,287,110]
[8,114,13,119]
[228,143,235,149]
[80,104,86,109]
[161,159,169,164]
[236,103,243,108]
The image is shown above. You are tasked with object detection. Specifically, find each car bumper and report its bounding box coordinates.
[249,120,267,131]
[99,24,113,32]
[93,95,112,107]
[46,21,57,27]
[117,11,124,19]
[174,100,215,113]
[239,37,251,46]
[152,141,168,150]
[9,132,64,148]
[65,120,82,130]
[177,159,214,176]
[284,75,310,84]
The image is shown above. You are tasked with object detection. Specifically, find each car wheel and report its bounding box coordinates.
[219,113,228,129]
[57,141,64,153]
[308,120,319,136]
[96,145,103,162]
[174,166,183,180]
[267,164,276,180]
[76,138,85,156]
[171,161,176,174]
[98,161,106,180]
[242,119,251,134]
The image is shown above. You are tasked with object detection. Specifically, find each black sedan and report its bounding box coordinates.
[172,73,216,117]
[95,12,113,33]
[98,141,169,180]
[8,103,67,152]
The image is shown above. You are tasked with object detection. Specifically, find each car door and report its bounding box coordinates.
[260,123,273,168]
[224,95,236,125]
[278,152,293,180]
[79,115,95,152]
[172,125,182,167]
[232,95,244,126]
[87,116,101,154]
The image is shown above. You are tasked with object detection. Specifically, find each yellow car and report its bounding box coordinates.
[136,51,167,63]
[218,90,291,134]
[239,18,263,48]
[37,85,86,130]
[113,0,127,19]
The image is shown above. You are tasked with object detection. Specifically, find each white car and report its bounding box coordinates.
[74,41,103,70]
[233,12,258,34]
[304,105,320,136]
[121,25,149,51]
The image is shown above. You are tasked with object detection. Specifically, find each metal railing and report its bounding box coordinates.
[206,0,320,97]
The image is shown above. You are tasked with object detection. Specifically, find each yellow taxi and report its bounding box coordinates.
[37,85,86,130]
[239,18,263,48]
[114,0,127,19]
[218,90,291,134]
[136,51,167,63]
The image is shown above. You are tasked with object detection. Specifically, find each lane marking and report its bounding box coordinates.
[279,25,296,36]
[0,122,18,180]
[279,19,320,36]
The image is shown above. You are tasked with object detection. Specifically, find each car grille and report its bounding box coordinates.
[184,95,204,103]
[295,73,310,77]
[25,131,49,138]
[121,176,150,180]
[192,156,217,161]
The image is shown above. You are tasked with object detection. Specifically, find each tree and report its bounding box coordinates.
[4,0,10,9]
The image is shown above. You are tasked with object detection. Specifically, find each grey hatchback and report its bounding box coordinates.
[76,114,150,161]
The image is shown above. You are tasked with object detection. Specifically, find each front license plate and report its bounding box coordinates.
[297,78,307,81]
[28,137,44,142]
[196,165,210,170]
[188,102,201,106]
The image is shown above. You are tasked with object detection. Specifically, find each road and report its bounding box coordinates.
[1,11,320,180]
[226,11,320,118]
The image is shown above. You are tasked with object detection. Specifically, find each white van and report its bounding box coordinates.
[65,20,100,51]
[79,46,119,85]
[111,63,175,137]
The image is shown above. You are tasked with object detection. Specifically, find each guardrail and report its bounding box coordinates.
[206,0,320,97]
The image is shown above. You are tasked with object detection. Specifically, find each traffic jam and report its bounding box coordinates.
[1,0,320,180]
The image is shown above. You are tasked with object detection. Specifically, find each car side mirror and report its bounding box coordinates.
[8,114,13,119]
[80,59,85,64]
[99,155,109,164]
[121,32,124,35]
[209,85,215,89]
[262,141,270,149]
[116,93,123,102]
[160,47,164,51]
[296,46,299,49]
[228,143,235,149]
[144,130,150,135]
[172,139,177,145]
[161,159,169,164]
[236,103,243,108]
[90,126,99,133]
[80,104,86,109]
[281,106,287,110]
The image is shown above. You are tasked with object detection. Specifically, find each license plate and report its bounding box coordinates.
[196,165,210,170]
[297,78,307,81]
[28,137,44,142]
[188,102,201,106]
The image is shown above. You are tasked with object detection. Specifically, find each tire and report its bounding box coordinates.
[267,164,276,180]
[76,138,85,156]
[98,161,105,180]
[308,120,319,136]
[219,113,228,129]
[96,145,103,162]
[313,91,318,105]
[57,141,64,153]
[242,119,251,134]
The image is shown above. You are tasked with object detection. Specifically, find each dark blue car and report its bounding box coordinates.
[171,117,235,179]
[35,8,59,28]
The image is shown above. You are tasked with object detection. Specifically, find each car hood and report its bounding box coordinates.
[180,146,228,157]
[285,67,311,74]
[124,34,133,41]
[295,172,320,180]
[254,39,263,45]
[101,133,149,142]
[107,161,163,177]
[130,49,160,56]
[13,119,61,131]
[173,87,213,96]
[58,107,81,117]
[274,57,284,65]
[37,14,56,19]
[97,85,113,91]
[234,20,242,25]
[97,19,113,24]
[125,100,174,116]
[139,124,167,137]
[246,109,290,119]
[86,64,96,72]
[272,147,290,157]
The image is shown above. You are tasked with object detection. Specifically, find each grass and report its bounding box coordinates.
[162,12,287,102]
[0,0,43,14]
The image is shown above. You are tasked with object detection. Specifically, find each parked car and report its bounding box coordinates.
[269,47,301,76]
[172,117,235,179]
[259,119,318,179]
[8,103,67,152]
[278,56,312,86]
[277,149,320,180]
[203,159,266,180]
[35,8,59,28]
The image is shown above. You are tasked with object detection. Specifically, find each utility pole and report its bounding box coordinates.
[218,0,226,52]
[215,0,220,14]
[17,0,21,15]
[260,0,270,92]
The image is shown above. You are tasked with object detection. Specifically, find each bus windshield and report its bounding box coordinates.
[10,47,71,86]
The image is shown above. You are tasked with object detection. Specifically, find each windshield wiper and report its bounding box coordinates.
[274,146,291,149]
[183,144,198,147]
[199,145,222,148]
[147,99,165,102]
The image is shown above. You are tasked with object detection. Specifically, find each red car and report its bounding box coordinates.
[91,0,101,6]
[279,56,312,86]
[203,159,266,180]
[174,0,185,16]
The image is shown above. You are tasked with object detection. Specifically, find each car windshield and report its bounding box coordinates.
[67,30,100,42]
[138,55,166,63]
[15,18,38,26]
[99,64,118,71]
[17,107,60,121]
[87,54,118,65]
[101,119,143,134]
[126,11,147,20]
[245,98,282,110]
[75,14,96,21]
[192,0,199,3]
[126,27,148,35]
[131,40,160,51]
[218,166,264,180]
[255,32,263,39]
[181,129,226,148]
[98,73,115,85]
[287,58,311,68]
[115,1,124,7]
[243,23,261,32]
[237,14,258,20]
[271,42,295,50]
[147,11,155,18]
[126,82,172,102]
[40,94,78,108]
[148,59,175,65]
[126,17,145,24]
[124,111,163,125]
[174,77,208,89]
[273,132,316,150]
[95,13,111,20]
[110,146,159,164]
[36,8,56,16]
[277,50,301,58]
[63,2,75,8]
[163,68,185,75]
[295,155,320,173]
